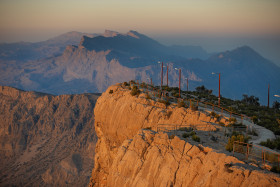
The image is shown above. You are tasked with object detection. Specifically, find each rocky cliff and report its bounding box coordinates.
[89,83,280,186]
[0,86,99,186]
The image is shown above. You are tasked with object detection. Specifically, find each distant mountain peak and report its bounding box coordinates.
[126,30,140,39]
[103,30,119,37]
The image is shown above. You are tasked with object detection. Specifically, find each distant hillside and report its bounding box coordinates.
[0,86,99,186]
[0,30,279,104]
[0,31,97,61]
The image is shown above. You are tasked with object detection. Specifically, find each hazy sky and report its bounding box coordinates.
[0,0,280,64]
[1,0,279,41]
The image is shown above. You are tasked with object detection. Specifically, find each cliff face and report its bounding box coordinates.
[108,130,280,187]
[89,84,280,186]
[0,86,99,186]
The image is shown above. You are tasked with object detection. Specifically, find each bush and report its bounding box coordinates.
[271,166,280,174]
[109,90,113,94]
[146,93,152,100]
[159,99,170,107]
[260,138,280,150]
[144,127,152,130]
[166,111,172,119]
[131,86,140,96]
[169,134,175,139]
[178,127,193,132]
[182,133,190,138]
[178,100,185,108]
[228,117,237,124]
[192,135,200,142]
[123,82,129,86]
[225,134,249,152]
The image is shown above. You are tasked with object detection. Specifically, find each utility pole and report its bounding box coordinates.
[179,68,181,98]
[219,73,221,107]
[268,84,270,108]
[187,78,189,92]
[161,62,163,89]
[167,64,169,87]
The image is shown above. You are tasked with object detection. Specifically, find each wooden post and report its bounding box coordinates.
[246,143,249,160]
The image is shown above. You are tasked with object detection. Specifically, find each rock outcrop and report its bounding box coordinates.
[108,130,280,187]
[89,84,280,186]
[0,86,99,186]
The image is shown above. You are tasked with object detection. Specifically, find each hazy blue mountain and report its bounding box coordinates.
[0,30,279,105]
[0,31,97,62]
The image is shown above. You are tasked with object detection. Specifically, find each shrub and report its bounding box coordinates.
[178,127,193,132]
[123,82,129,86]
[214,114,221,121]
[228,117,237,124]
[252,116,258,124]
[169,134,175,139]
[144,127,152,130]
[190,131,196,136]
[146,93,152,100]
[192,135,200,142]
[225,134,249,152]
[178,100,185,108]
[159,99,170,107]
[190,102,198,111]
[260,138,280,150]
[109,90,113,94]
[182,133,190,138]
[210,111,216,117]
[131,86,140,96]
[271,166,280,174]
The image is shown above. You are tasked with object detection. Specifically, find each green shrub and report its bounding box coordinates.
[144,127,152,130]
[109,90,113,94]
[182,133,190,138]
[123,82,129,86]
[260,138,280,150]
[192,135,200,142]
[146,93,152,100]
[131,86,140,96]
[228,117,237,124]
[190,131,196,136]
[178,127,193,132]
[159,99,170,107]
[178,100,185,108]
[271,166,280,174]
[169,134,175,139]
[225,134,249,152]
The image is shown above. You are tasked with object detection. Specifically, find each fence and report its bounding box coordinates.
[233,141,280,168]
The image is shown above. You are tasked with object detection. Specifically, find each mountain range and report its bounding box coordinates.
[0,30,279,104]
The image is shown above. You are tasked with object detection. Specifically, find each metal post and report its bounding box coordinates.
[179,68,181,98]
[218,73,221,107]
[167,64,168,87]
[161,62,163,89]
[187,78,189,92]
[268,84,270,108]
[246,143,249,160]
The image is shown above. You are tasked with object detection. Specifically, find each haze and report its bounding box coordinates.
[1,0,280,65]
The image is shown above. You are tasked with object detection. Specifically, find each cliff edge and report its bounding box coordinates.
[89,83,280,186]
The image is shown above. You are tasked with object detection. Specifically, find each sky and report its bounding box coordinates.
[0,0,280,64]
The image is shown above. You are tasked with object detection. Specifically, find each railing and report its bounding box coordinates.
[233,141,280,168]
